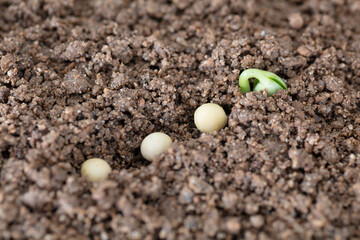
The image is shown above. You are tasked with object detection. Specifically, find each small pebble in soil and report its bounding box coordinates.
[288,12,304,29]
[81,158,112,182]
[194,103,227,133]
[141,132,173,161]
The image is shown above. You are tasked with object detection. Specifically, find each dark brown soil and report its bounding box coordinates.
[0,0,360,239]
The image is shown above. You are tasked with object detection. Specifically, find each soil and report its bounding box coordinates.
[0,0,360,239]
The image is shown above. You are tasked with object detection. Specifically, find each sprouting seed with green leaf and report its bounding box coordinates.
[238,69,287,96]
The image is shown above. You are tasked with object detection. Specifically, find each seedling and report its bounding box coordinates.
[238,69,287,95]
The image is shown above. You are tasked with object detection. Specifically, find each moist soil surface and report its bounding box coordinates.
[0,0,360,239]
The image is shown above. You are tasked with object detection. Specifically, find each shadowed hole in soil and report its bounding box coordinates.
[0,149,10,177]
[1,149,10,159]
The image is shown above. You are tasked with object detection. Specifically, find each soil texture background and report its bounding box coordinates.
[0,0,360,239]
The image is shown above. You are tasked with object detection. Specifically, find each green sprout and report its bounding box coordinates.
[238,69,287,96]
